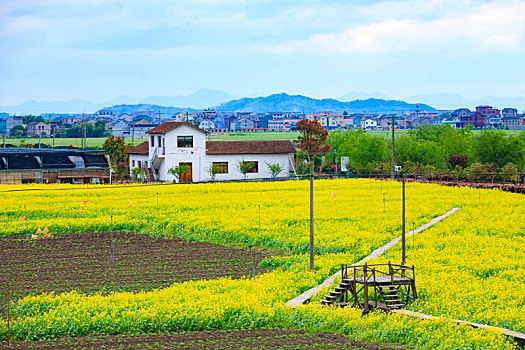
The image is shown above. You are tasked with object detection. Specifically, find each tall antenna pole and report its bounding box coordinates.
[158,110,161,124]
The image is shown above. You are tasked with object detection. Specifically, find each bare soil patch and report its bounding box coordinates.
[3,329,402,349]
[1,232,270,314]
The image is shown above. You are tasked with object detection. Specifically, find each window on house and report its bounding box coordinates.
[158,135,162,147]
[177,136,193,148]
[132,160,135,167]
[212,162,228,174]
[241,161,258,173]
[150,135,155,147]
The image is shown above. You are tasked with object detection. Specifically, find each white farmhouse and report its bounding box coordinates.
[363,119,378,129]
[126,121,296,182]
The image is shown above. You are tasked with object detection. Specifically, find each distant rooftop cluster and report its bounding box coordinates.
[0,102,523,141]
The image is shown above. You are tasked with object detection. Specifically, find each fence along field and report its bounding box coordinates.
[0,179,523,349]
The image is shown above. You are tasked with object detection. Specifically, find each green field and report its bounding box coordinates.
[2,129,523,150]
[2,137,149,149]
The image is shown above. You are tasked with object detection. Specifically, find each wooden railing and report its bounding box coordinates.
[341,262,415,283]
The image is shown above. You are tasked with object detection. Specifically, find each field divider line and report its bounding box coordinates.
[285,207,460,308]
[392,309,525,342]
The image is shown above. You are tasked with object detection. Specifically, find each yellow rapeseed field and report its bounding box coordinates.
[0,179,523,349]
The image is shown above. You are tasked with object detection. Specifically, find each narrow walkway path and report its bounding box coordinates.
[285,207,460,308]
[393,310,525,342]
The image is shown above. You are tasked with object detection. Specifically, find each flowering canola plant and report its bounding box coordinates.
[0,179,523,349]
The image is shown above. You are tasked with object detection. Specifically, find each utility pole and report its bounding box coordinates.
[132,120,135,144]
[185,112,189,123]
[402,175,406,265]
[391,115,395,180]
[81,114,85,149]
[158,110,162,124]
[416,104,419,129]
[204,108,214,141]
[309,153,315,271]
[363,109,366,129]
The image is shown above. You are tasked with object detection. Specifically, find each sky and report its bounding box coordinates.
[1,0,524,106]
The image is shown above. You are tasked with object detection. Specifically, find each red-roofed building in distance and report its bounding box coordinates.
[476,105,501,128]
[126,122,296,182]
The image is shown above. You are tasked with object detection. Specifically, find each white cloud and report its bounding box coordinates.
[267,0,525,55]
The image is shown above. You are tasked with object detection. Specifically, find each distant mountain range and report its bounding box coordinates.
[0,89,237,115]
[2,89,523,116]
[403,93,525,111]
[338,91,392,101]
[215,93,434,114]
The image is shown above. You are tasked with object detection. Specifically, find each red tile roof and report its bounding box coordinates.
[126,140,296,155]
[146,121,205,134]
[206,140,295,155]
[126,141,149,155]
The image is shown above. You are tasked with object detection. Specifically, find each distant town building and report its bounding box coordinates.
[460,112,485,129]
[26,121,51,136]
[112,117,157,139]
[476,105,500,116]
[502,108,518,117]
[364,119,378,129]
[451,108,471,119]
[0,116,24,135]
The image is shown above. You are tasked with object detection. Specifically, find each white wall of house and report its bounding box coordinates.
[130,124,292,182]
[129,154,149,169]
[157,153,291,182]
[149,124,206,182]
[364,119,378,128]
[203,154,290,182]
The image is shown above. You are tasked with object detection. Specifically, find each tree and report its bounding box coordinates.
[265,162,283,179]
[22,115,47,125]
[168,164,190,182]
[448,154,468,169]
[294,119,331,157]
[207,164,221,182]
[102,136,128,165]
[468,162,496,182]
[131,167,148,183]
[114,162,129,181]
[500,162,518,183]
[394,135,447,171]
[294,119,330,272]
[471,130,525,168]
[236,160,256,180]
[338,129,386,173]
[10,125,25,137]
